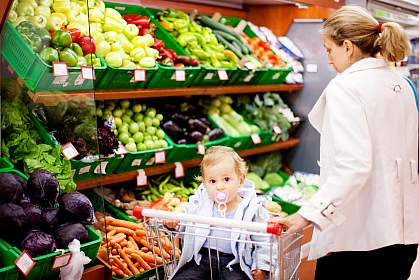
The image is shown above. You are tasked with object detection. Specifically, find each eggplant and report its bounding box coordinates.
[162,121,183,137]
[199,117,211,127]
[177,139,188,144]
[172,113,190,127]
[189,131,204,142]
[188,119,209,134]
[208,128,224,141]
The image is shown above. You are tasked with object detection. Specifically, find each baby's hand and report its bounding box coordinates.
[251,269,265,280]
[163,219,179,230]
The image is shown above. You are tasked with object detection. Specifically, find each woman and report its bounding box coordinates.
[276,6,419,280]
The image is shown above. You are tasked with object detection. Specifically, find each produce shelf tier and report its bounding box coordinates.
[27,84,303,104]
[76,138,299,190]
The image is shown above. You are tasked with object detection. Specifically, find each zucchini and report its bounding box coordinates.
[214,33,243,59]
[213,30,237,42]
[210,114,240,137]
[199,15,243,41]
[214,30,249,55]
[223,114,252,136]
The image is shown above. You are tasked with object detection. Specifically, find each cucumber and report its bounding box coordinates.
[213,30,236,42]
[214,33,243,59]
[198,16,243,41]
[223,114,252,136]
[214,30,249,55]
[210,114,240,137]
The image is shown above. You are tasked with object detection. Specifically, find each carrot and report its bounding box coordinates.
[131,253,152,270]
[110,219,143,230]
[107,229,117,237]
[112,256,132,276]
[135,229,146,237]
[120,240,128,247]
[113,243,122,250]
[112,266,126,277]
[138,251,163,265]
[111,249,117,255]
[139,268,145,273]
[128,236,139,250]
[133,236,170,260]
[111,233,126,244]
[140,247,148,253]
[127,241,134,249]
[119,249,140,275]
[107,225,135,236]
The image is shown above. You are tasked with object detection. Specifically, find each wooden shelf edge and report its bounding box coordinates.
[77,138,299,190]
[28,84,303,103]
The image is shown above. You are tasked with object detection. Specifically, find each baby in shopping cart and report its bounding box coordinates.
[165,146,271,280]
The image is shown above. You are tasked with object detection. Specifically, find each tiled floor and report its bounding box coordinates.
[410,251,419,280]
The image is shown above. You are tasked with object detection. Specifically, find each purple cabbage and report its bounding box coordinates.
[27,169,60,208]
[55,223,89,248]
[60,192,94,224]
[0,172,25,204]
[21,230,56,256]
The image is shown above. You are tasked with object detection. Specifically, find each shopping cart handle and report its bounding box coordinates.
[133,205,146,219]
[267,221,283,235]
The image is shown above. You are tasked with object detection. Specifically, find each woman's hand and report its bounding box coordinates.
[163,219,179,230]
[252,269,265,280]
[272,213,311,234]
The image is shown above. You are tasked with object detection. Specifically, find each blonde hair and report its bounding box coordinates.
[322,6,411,62]
[198,146,248,181]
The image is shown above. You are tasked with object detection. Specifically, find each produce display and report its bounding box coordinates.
[156,9,237,68]
[97,100,168,152]
[1,80,76,192]
[0,169,94,257]
[236,93,300,141]
[201,95,259,137]
[95,214,181,279]
[159,101,225,145]
[243,35,286,68]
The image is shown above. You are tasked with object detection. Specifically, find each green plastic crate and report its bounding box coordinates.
[0,239,19,280]
[271,194,301,215]
[116,135,174,173]
[1,21,106,92]
[229,67,267,86]
[221,16,292,85]
[0,157,14,171]
[11,226,102,280]
[29,114,123,181]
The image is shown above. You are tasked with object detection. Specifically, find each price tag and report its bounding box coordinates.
[137,169,147,186]
[52,253,72,270]
[81,66,95,80]
[175,70,186,81]
[234,19,247,33]
[134,69,146,82]
[272,72,281,80]
[217,70,228,80]
[78,166,91,175]
[94,161,108,175]
[131,159,142,167]
[251,134,261,144]
[243,73,254,82]
[146,157,155,166]
[204,72,214,80]
[52,62,68,77]
[14,251,36,276]
[115,144,128,156]
[155,151,166,164]
[197,142,205,155]
[62,142,79,160]
[174,162,185,178]
[273,125,282,134]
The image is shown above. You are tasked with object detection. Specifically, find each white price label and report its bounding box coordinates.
[62,142,79,160]
[131,159,142,167]
[52,253,72,270]
[94,161,108,175]
[175,70,186,81]
[251,134,262,144]
[306,63,318,73]
[234,19,247,33]
[155,151,166,164]
[81,66,95,80]
[243,73,254,82]
[14,251,36,276]
[137,169,147,186]
[146,157,155,166]
[115,144,128,156]
[197,142,205,155]
[272,73,281,80]
[134,69,146,82]
[78,166,91,175]
[174,162,185,178]
[217,70,228,80]
[204,72,214,80]
[273,125,282,134]
[52,62,68,77]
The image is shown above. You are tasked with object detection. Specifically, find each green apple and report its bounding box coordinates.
[128,137,135,143]
[132,104,142,113]
[122,115,132,124]
[156,114,163,121]
[152,136,158,141]
[134,113,144,122]
[119,123,129,133]
[157,129,165,139]
[152,118,160,127]
[142,104,147,111]
[121,100,130,108]
[147,126,156,135]
[144,117,153,127]
[145,140,154,149]
[129,122,140,134]
[138,122,146,132]
[137,143,147,151]
[160,140,168,148]
[125,142,137,152]
[103,111,112,120]
[108,101,116,109]
[125,110,134,117]
[119,132,130,144]
[114,117,122,128]
[146,108,156,118]
[113,108,123,118]
[144,135,152,141]
[96,108,103,118]
[133,132,144,143]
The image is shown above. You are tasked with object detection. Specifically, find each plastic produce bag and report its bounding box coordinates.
[60,239,91,280]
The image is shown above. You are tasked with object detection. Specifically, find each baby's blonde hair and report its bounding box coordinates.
[322,6,410,62]
[198,146,248,181]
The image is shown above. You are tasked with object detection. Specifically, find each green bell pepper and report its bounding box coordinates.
[40,47,59,64]
[51,30,72,48]
[70,43,83,57]
[177,32,196,47]
[59,47,78,66]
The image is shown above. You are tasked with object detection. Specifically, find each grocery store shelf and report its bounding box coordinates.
[27,84,303,104]
[77,138,299,190]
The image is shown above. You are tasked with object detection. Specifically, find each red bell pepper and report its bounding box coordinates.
[152,39,165,50]
[78,36,96,55]
[67,28,81,43]
[166,49,177,59]
[139,27,150,36]
[122,14,150,28]
[174,63,184,68]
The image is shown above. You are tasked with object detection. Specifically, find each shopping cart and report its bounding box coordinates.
[133,207,303,280]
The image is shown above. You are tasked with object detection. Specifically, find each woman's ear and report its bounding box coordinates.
[343,40,354,56]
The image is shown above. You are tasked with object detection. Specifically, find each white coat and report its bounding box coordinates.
[298,57,419,260]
